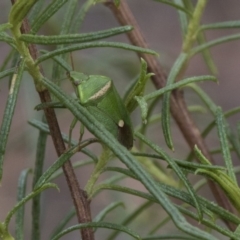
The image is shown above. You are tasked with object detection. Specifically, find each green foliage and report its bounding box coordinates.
[1,1,240,240]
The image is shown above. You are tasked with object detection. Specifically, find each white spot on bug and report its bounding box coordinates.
[118,120,124,128]
[89,81,111,100]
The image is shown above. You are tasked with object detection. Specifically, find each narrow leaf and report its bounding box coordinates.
[28,0,46,24]
[95,183,240,226]
[50,207,76,239]
[187,83,217,114]
[4,183,58,233]
[36,41,158,64]
[201,21,240,31]
[215,107,237,183]
[51,222,140,240]
[135,132,203,221]
[31,117,48,240]
[197,31,218,75]
[143,235,197,240]
[144,75,216,101]
[0,60,25,180]
[31,0,68,34]
[28,119,98,162]
[124,58,153,113]
[59,0,78,36]
[0,23,12,33]
[107,201,152,240]
[21,26,133,45]
[94,201,124,223]
[227,127,240,160]
[161,53,188,150]
[0,68,15,80]
[192,33,240,56]
[16,169,32,240]
[34,144,80,189]
[0,33,15,45]
[9,0,38,28]
[154,0,192,15]
[70,0,95,33]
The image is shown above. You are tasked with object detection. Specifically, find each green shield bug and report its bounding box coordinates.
[69,71,133,149]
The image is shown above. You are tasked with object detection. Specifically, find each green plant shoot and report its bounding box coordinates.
[69,71,134,149]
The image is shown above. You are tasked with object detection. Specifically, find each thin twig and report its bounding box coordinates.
[10,1,94,239]
[105,0,236,230]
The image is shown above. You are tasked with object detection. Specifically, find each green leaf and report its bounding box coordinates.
[95,184,239,239]
[135,132,203,221]
[0,49,16,72]
[50,207,76,239]
[16,169,32,240]
[215,107,237,184]
[3,183,58,234]
[0,23,12,33]
[94,201,124,224]
[51,222,140,240]
[132,152,226,171]
[195,148,240,214]
[201,21,240,31]
[31,116,48,240]
[34,144,80,189]
[41,77,218,240]
[197,31,218,75]
[31,0,68,34]
[191,33,240,56]
[36,41,158,64]
[124,58,153,113]
[0,60,25,181]
[148,216,170,235]
[49,159,94,181]
[70,0,96,33]
[0,68,15,80]
[28,119,98,162]
[144,75,216,102]
[142,235,197,240]
[176,205,240,240]
[28,0,46,24]
[175,0,189,36]
[227,127,240,160]
[40,50,72,72]
[107,201,153,240]
[161,53,188,150]
[186,107,240,162]
[9,0,38,29]
[0,33,15,46]
[187,83,217,114]
[154,0,192,16]
[21,26,133,45]
[59,0,78,36]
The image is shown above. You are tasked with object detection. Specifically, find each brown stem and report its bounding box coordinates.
[10,1,94,239]
[105,0,236,230]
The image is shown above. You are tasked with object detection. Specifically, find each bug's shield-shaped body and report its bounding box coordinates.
[72,72,133,149]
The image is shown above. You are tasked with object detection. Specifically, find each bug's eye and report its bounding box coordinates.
[73,80,81,86]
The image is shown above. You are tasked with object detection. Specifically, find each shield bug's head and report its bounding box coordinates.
[69,71,89,86]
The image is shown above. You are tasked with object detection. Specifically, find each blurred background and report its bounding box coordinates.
[0,0,240,239]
